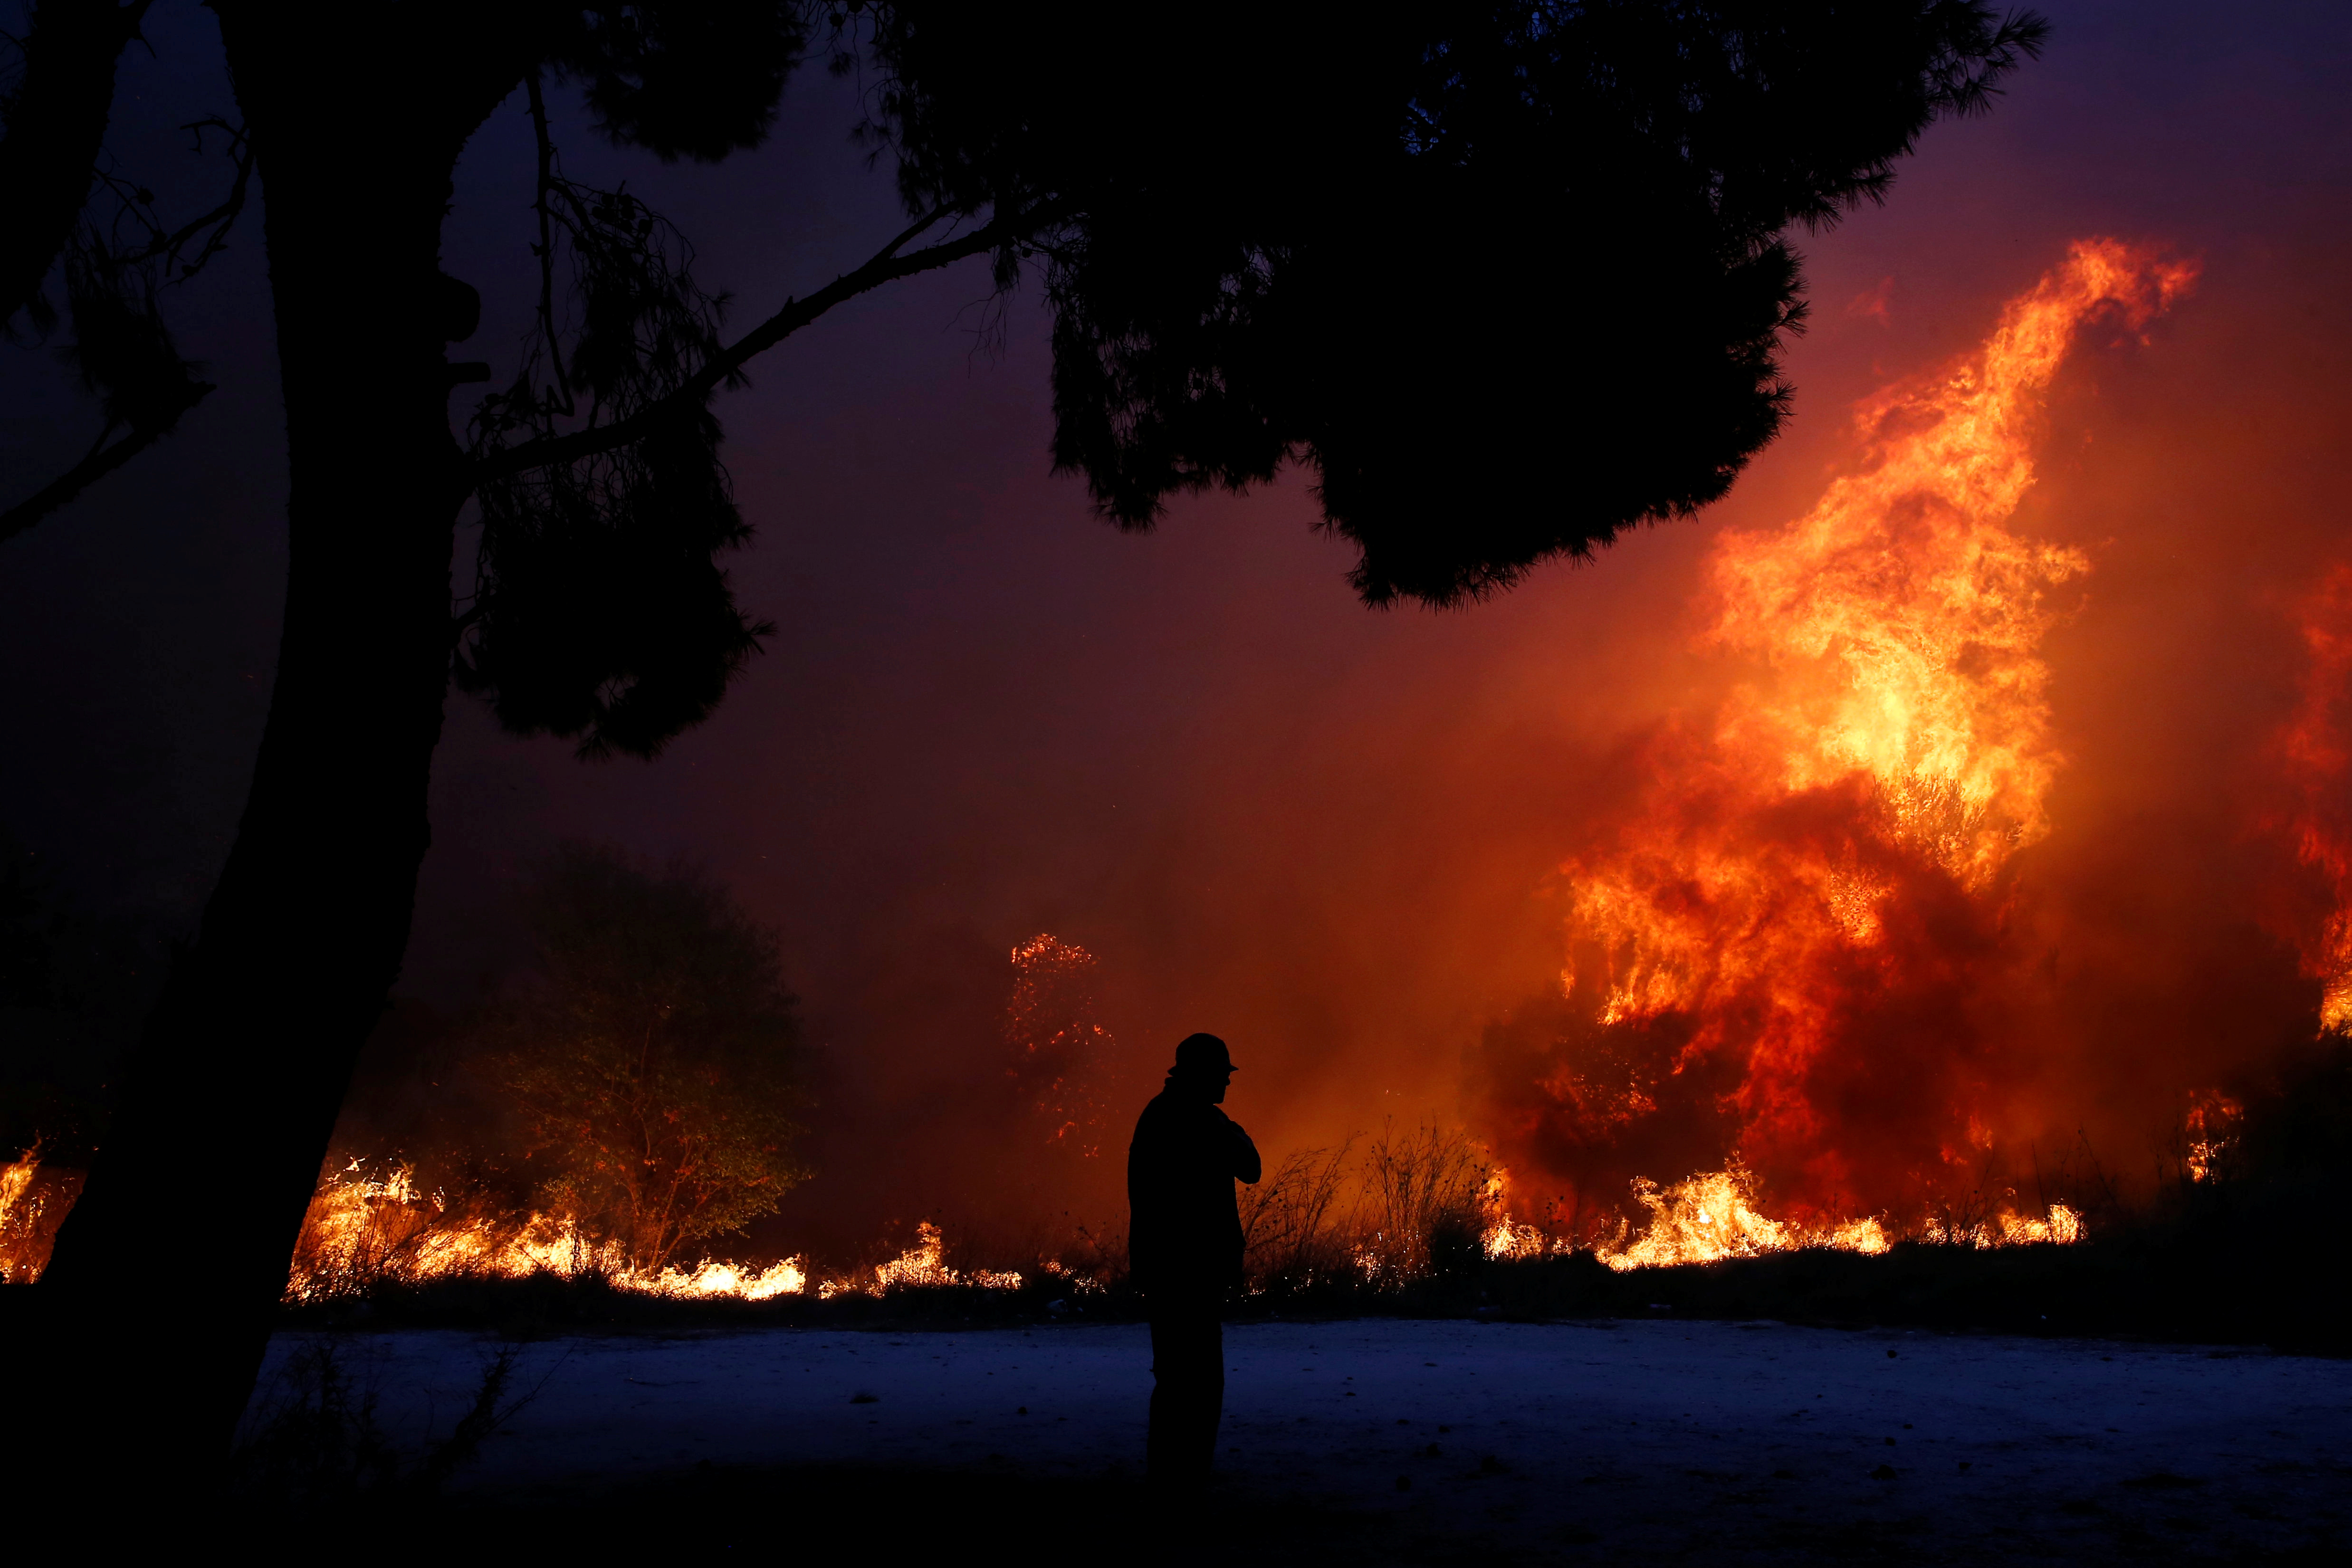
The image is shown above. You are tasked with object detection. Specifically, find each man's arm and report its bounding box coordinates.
[1220,1114,1262,1185]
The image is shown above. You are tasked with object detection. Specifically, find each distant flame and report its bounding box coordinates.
[2183,1089,2244,1184]
[2278,565,2352,1031]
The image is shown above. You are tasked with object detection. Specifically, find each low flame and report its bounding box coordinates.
[284,1160,1047,1303]
[840,1221,1023,1297]
[287,1159,811,1302]
[1599,1170,1891,1271]
[1480,1165,2086,1270]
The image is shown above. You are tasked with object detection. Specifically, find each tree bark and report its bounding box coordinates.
[0,0,150,326]
[7,3,522,1497]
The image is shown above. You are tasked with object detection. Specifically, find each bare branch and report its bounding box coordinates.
[524,72,574,412]
[0,380,213,544]
[471,200,1062,484]
[872,201,954,263]
[85,118,255,285]
[147,118,254,281]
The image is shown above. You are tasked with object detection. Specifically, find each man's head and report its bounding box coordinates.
[1169,1032,1236,1103]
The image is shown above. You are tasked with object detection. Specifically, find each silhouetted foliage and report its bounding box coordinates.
[461,163,768,759]
[555,1,810,163]
[2231,1033,2352,1188]
[866,0,2048,604]
[56,226,209,431]
[491,844,809,1271]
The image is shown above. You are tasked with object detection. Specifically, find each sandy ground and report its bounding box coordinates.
[253,1317,2352,1562]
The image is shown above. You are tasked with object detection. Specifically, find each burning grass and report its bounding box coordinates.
[0,1117,2106,1333]
[287,1158,816,1306]
[13,1045,2345,1353]
[282,1161,1098,1320]
[1243,1123,2086,1297]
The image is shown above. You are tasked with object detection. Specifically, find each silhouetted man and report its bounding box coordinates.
[1128,1031,1261,1483]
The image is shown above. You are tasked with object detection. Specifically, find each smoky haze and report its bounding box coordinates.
[5,3,2351,1261]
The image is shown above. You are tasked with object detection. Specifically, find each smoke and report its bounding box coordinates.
[361,12,2352,1257]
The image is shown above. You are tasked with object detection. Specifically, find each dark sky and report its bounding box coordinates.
[6,2,2352,1245]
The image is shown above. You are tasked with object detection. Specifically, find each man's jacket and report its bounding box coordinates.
[1127,1085,1260,1292]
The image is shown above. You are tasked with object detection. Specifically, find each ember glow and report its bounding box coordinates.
[1483,241,2205,1249]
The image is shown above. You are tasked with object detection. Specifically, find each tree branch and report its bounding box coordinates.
[524,71,574,412]
[0,381,213,544]
[120,117,255,283]
[470,200,1063,484]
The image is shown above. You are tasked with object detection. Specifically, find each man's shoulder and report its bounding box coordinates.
[1131,1089,1174,1142]
[1132,1090,1218,1146]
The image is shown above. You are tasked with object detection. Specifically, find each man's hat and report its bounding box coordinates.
[1172,1032,1235,1076]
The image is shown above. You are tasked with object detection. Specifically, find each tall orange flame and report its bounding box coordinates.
[1517,241,2196,1228]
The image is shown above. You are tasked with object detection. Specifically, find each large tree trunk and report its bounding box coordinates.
[6,6,519,1496]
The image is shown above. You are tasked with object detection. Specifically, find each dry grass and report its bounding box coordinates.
[1240,1122,1497,1297]
[287,1160,547,1302]
[232,1337,532,1505]
[1359,1122,1492,1281]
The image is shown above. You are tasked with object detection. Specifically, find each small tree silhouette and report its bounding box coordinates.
[496,844,807,1272]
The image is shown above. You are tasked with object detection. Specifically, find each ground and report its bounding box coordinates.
[251,1316,2352,1563]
